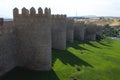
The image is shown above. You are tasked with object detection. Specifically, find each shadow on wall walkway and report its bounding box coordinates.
[1,67,60,80]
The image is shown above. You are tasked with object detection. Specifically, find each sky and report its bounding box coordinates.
[0,0,120,18]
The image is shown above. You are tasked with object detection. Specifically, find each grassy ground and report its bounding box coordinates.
[1,38,120,80]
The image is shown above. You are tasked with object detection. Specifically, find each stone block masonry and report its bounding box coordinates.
[66,19,74,43]
[74,22,86,40]
[51,14,67,50]
[0,33,17,76]
[13,7,52,70]
[85,23,97,40]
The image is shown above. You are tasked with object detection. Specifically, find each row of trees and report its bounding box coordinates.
[103,24,120,37]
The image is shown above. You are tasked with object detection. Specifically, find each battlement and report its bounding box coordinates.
[74,21,85,24]
[13,7,51,18]
[67,18,75,24]
[51,14,67,20]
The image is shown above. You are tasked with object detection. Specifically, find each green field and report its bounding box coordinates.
[2,38,120,80]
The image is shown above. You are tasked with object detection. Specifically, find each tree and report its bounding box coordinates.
[103,24,120,37]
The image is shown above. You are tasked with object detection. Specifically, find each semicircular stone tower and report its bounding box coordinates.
[85,23,97,40]
[66,18,74,43]
[74,21,86,40]
[51,14,67,50]
[13,7,52,71]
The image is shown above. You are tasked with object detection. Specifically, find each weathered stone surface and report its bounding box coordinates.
[0,33,16,76]
[51,15,67,50]
[96,25,103,36]
[66,19,74,43]
[85,23,97,40]
[13,7,52,70]
[74,22,86,40]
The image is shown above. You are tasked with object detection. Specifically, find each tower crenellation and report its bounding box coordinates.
[22,7,29,16]
[13,7,52,18]
[30,7,36,16]
[13,8,19,17]
[52,14,66,19]
[38,7,43,15]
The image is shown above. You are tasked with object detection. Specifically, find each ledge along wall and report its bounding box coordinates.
[66,19,74,43]
[13,7,52,70]
[51,14,67,50]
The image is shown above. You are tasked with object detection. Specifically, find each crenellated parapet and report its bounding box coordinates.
[13,7,52,29]
[52,14,66,20]
[13,7,51,18]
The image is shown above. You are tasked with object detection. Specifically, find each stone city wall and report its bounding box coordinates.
[0,33,16,76]
[0,7,104,76]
